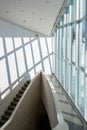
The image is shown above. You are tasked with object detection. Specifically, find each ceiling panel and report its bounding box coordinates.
[0,0,64,35]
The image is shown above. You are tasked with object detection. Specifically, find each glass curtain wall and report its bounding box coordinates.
[0,37,53,99]
[53,0,87,121]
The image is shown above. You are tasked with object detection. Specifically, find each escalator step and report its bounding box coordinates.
[16,93,22,98]
[24,83,28,87]
[5,110,12,116]
[13,97,20,102]
[0,119,7,127]
[26,80,31,85]
[10,101,18,106]
[1,115,10,120]
[19,89,24,94]
[8,105,15,111]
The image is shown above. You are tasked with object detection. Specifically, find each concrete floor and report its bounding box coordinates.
[48,74,86,130]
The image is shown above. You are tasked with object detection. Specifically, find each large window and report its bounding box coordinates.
[53,0,87,121]
[0,35,52,100]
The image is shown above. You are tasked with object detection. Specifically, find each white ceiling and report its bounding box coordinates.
[0,0,64,35]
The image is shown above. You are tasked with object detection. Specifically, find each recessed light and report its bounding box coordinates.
[20,10,24,13]
[6,11,10,13]
[46,0,50,4]
[32,12,34,15]
[44,17,47,19]
[40,18,42,21]
[23,20,26,22]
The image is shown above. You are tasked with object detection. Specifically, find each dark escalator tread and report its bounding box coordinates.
[16,93,22,98]
[26,80,31,84]
[10,101,18,106]
[0,119,7,127]
[24,83,28,87]
[13,97,20,102]
[19,89,24,94]
[8,105,15,111]
[1,115,10,120]
[22,86,26,90]
[5,109,13,115]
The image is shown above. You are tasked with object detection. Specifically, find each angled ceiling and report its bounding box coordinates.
[0,0,64,35]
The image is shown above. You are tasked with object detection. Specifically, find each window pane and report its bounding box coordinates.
[56,29,59,55]
[43,58,51,74]
[64,8,66,24]
[58,58,61,81]
[72,0,76,21]
[31,37,35,40]
[71,24,76,63]
[70,66,76,100]
[61,27,64,56]
[63,27,66,57]
[25,44,33,69]
[77,70,84,113]
[29,69,35,79]
[5,38,14,53]
[80,0,86,19]
[50,55,52,71]
[66,6,69,23]
[55,56,58,78]
[0,59,9,92]
[36,63,42,73]
[78,21,85,68]
[0,38,4,57]
[65,62,69,91]
[58,28,61,56]
[32,39,41,64]
[40,38,48,58]
[16,48,26,76]
[23,37,30,44]
[14,38,22,49]
[47,38,52,54]
[66,26,70,60]
[61,59,63,85]
[60,28,62,56]
[8,53,18,83]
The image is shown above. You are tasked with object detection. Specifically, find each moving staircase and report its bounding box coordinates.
[0,80,31,128]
